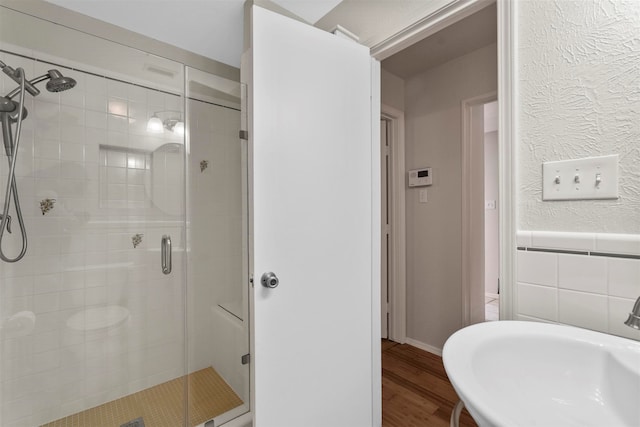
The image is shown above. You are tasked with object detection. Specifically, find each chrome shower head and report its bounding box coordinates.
[45,70,76,92]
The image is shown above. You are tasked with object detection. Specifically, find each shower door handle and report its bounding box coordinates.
[161,235,172,275]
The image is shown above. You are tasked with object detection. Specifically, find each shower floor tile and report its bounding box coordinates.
[41,367,243,427]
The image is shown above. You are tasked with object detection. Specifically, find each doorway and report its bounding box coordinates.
[483,100,499,321]
[380,2,497,351]
[462,95,500,324]
[380,106,407,344]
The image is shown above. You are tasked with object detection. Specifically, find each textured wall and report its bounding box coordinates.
[517,0,640,233]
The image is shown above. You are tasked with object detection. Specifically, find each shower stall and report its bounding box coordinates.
[0,5,249,427]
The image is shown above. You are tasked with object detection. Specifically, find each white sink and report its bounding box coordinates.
[443,321,640,427]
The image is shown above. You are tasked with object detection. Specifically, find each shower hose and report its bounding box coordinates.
[0,67,28,262]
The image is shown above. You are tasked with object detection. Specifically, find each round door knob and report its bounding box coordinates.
[261,272,279,288]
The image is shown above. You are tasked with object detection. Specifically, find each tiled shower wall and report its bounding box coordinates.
[0,51,186,426]
[516,231,640,342]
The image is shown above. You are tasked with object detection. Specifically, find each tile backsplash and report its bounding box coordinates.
[516,230,640,341]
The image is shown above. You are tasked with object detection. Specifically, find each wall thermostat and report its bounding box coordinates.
[408,168,432,187]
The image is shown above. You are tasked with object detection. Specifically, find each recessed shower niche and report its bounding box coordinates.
[0,5,249,426]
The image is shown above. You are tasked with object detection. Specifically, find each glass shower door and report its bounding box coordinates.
[0,6,190,426]
[185,67,250,425]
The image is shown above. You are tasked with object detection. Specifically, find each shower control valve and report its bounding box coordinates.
[261,272,279,288]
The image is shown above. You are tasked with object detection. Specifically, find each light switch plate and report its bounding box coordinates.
[542,155,619,201]
[419,189,428,203]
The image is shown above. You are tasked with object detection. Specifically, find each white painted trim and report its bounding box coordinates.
[381,104,407,345]
[497,0,516,321]
[485,292,500,300]
[370,0,494,60]
[370,59,383,427]
[405,337,443,357]
[462,92,497,326]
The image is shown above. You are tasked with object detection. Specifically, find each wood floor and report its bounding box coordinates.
[382,340,478,427]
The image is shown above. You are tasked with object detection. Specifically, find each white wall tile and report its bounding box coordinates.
[33,330,60,354]
[596,233,640,256]
[85,127,107,146]
[84,75,107,95]
[61,271,85,291]
[58,289,84,311]
[85,111,107,130]
[33,293,59,314]
[85,93,107,112]
[60,143,84,162]
[107,98,128,117]
[60,105,84,127]
[85,286,107,306]
[608,258,640,299]
[33,274,61,295]
[608,297,640,341]
[558,254,607,294]
[517,283,557,321]
[60,89,85,109]
[34,139,60,160]
[517,250,557,286]
[35,158,60,179]
[60,125,85,145]
[107,80,128,99]
[558,289,608,333]
[107,131,127,147]
[1,276,34,298]
[108,113,128,133]
[127,85,147,104]
[530,231,595,252]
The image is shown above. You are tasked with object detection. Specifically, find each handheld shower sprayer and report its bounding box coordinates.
[0,60,40,97]
[0,61,77,262]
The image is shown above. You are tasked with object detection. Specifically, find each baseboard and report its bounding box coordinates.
[485,292,499,300]
[404,337,442,356]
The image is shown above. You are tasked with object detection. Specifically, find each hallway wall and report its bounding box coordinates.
[404,43,497,350]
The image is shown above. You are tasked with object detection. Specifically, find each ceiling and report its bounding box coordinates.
[43,0,343,68]
[382,3,496,79]
[41,0,496,75]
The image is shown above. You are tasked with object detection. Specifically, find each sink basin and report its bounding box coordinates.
[443,321,640,427]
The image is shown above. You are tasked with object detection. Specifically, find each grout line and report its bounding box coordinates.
[517,246,640,260]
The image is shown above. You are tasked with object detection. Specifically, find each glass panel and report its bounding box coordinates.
[185,67,250,425]
[0,6,187,427]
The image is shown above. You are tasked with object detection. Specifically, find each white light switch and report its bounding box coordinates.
[542,155,619,201]
[419,189,428,203]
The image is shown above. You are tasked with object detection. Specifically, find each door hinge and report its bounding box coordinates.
[249,275,254,287]
[241,353,251,365]
[239,130,248,140]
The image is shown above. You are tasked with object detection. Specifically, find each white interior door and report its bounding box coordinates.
[247,5,380,427]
